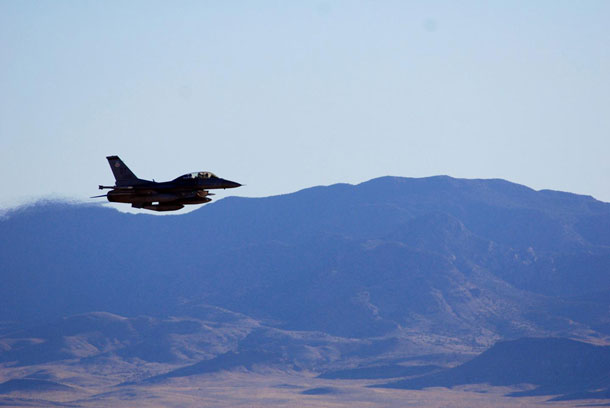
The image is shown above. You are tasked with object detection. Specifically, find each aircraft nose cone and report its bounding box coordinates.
[222,179,242,189]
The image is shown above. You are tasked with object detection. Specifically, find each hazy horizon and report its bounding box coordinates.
[2,1,609,211]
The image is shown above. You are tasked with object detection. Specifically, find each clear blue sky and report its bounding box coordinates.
[2,0,609,212]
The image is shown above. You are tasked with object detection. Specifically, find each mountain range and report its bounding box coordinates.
[1,176,609,404]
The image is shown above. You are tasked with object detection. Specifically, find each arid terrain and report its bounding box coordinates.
[2,177,609,406]
[1,368,605,408]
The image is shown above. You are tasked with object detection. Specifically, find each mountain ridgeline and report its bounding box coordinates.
[2,176,609,335]
[1,176,610,402]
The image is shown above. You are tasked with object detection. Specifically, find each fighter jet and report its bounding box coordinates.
[93,156,241,211]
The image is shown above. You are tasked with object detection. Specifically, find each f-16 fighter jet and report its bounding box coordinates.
[94,156,241,211]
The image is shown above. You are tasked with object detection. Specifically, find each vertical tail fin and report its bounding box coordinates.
[106,156,139,186]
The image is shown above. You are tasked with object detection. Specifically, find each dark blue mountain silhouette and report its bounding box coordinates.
[2,176,610,402]
[0,378,73,394]
[379,337,610,400]
[1,176,609,341]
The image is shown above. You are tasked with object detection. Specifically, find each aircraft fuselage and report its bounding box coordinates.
[97,156,241,211]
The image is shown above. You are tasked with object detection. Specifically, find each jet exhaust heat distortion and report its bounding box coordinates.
[93,156,241,211]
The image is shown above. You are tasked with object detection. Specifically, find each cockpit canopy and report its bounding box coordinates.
[176,171,217,181]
